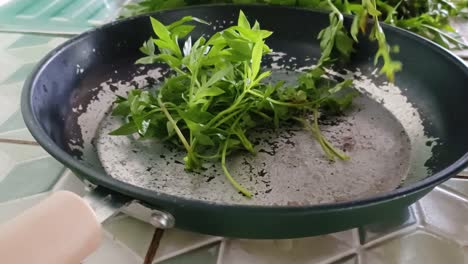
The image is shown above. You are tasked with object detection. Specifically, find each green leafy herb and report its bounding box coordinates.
[111,12,357,197]
[119,0,467,81]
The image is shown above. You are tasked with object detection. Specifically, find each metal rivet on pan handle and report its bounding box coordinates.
[121,200,175,229]
[150,211,175,229]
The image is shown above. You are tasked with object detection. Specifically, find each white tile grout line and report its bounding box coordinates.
[102,229,143,262]
[71,0,99,19]
[436,185,468,203]
[319,248,357,264]
[352,228,364,264]
[422,224,468,247]
[153,236,223,263]
[0,138,38,145]
[51,168,78,191]
[13,154,59,166]
[0,191,50,207]
[215,238,227,264]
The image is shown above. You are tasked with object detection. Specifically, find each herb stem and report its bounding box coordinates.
[207,91,248,127]
[221,137,253,198]
[327,0,344,19]
[311,109,349,161]
[157,96,191,154]
[188,68,199,102]
[213,107,245,128]
[248,89,318,107]
[421,24,468,48]
[251,110,272,121]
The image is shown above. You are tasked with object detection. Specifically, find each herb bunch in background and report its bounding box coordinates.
[120,0,467,81]
[110,11,357,197]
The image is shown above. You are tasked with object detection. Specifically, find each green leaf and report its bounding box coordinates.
[334,30,355,59]
[157,54,182,67]
[170,25,195,38]
[194,133,215,146]
[328,79,353,94]
[205,65,233,88]
[251,39,264,80]
[112,101,130,116]
[178,106,214,124]
[166,119,177,136]
[109,122,139,135]
[150,17,171,42]
[140,39,155,55]
[153,39,179,56]
[193,87,226,104]
[232,126,254,153]
[251,71,271,87]
[350,15,360,42]
[238,10,251,29]
[167,16,193,30]
[135,55,158,64]
[225,38,251,57]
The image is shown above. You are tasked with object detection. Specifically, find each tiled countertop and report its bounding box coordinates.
[0,1,467,263]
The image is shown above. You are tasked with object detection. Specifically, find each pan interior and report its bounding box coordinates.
[57,11,440,207]
[93,64,415,206]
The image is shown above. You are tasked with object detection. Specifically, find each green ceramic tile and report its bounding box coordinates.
[0,110,25,133]
[0,62,36,85]
[0,32,68,140]
[0,192,49,224]
[0,141,64,203]
[0,156,64,202]
[160,244,219,264]
[0,143,47,182]
[0,0,126,34]
[0,97,20,133]
[0,141,47,160]
[442,178,468,198]
[7,34,52,49]
[364,230,466,264]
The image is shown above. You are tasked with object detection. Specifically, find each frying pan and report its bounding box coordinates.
[21,4,468,239]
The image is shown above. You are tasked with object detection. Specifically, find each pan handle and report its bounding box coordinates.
[0,188,175,264]
[82,186,129,223]
[0,191,102,264]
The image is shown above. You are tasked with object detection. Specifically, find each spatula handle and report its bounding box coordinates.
[0,191,101,264]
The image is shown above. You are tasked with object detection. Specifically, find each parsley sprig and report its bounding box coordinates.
[110,11,357,196]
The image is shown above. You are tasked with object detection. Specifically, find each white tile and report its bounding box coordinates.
[419,188,468,244]
[52,169,87,196]
[104,215,221,262]
[364,230,465,264]
[83,231,141,264]
[221,231,354,264]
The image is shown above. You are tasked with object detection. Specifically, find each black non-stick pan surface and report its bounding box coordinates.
[22,4,468,238]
